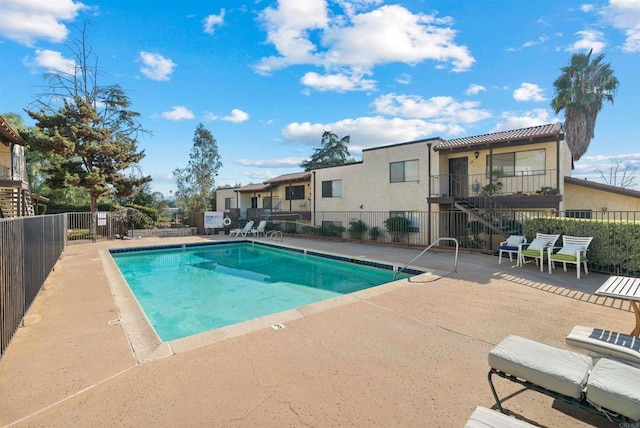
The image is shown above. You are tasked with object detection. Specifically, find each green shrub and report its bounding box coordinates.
[348,219,368,239]
[124,203,159,222]
[368,226,382,241]
[524,216,640,276]
[324,224,345,238]
[384,216,410,242]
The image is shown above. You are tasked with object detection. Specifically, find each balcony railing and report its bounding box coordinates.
[430,169,559,198]
[0,163,10,180]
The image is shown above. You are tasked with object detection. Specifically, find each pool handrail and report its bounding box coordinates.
[266,229,283,242]
[393,237,459,281]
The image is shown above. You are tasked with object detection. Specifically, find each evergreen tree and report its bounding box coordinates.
[300,131,354,171]
[551,50,619,161]
[25,26,149,213]
[173,124,222,212]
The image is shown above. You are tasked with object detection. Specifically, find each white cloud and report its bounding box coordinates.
[395,73,412,85]
[373,93,491,124]
[322,5,474,72]
[567,30,606,53]
[282,116,463,152]
[573,152,640,189]
[256,2,474,91]
[203,9,225,34]
[139,51,176,81]
[161,106,194,121]
[25,49,76,74]
[256,0,329,74]
[235,157,303,168]
[600,0,640,52]
[0,0,86,46]
[222,109,249,123]
[466,84,486,95]
[513,83,547,102]
[490,109,553,132]
[301,71,376,91]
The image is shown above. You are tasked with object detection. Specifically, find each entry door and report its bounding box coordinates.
[448,157,468,198]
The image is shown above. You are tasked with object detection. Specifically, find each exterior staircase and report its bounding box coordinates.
[0,186,35,218]
[449,177,526,237]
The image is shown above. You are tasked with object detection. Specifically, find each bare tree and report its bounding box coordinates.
[596,160,638,189]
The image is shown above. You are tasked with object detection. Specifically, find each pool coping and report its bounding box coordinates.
[101,239,443,364]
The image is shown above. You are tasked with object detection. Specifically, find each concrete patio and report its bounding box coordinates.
[0,235,634,427]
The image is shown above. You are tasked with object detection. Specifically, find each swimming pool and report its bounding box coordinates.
[110,241,418,341]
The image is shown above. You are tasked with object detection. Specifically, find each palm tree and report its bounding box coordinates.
[551,50,619,161]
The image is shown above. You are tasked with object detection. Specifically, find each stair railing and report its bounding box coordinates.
[393,237,458,281]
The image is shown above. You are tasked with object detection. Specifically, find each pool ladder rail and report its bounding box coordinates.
[265,229,283,242]
[393,237,459,281]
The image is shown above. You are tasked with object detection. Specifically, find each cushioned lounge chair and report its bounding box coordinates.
[488,335,640,423]
[566,325,640,366]
[229,220,254,237]
[464,406,535,427]
[548,235,593,279]
[518,233,560,272]
[498,235,527,265]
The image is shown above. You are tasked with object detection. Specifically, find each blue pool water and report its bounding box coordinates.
[111,242,411,341]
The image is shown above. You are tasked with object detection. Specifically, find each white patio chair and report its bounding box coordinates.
[547,235,593,279]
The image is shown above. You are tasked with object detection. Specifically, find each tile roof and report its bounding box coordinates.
[235,183,270,192]
[435,122,563,151]
[263,171,311,184]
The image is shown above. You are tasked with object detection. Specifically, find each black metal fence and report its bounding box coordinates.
[266,210,640,276]
[0,214,66,357]
[1,208,638,356]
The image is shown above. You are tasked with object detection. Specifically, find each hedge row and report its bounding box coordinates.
[523,217,640,276]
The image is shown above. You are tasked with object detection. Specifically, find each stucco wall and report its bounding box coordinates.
[215,188,238,212]
[314,141,435,212]
[564,182,640,212]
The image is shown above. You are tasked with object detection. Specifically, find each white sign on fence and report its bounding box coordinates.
[204,211,224,229]
[97,212,107,226]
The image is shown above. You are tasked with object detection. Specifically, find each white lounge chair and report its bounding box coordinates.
[250,220,268,237]
[547,235,593,279]
[229,220,254,237]
[488,334,640,423]
[566,325,640,366]
[465,406,535,427]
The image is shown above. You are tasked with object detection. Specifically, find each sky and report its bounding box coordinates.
[0,0,639,196]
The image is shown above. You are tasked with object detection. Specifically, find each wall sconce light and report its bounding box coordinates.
[602,206,608,212]
[474,151,479,159]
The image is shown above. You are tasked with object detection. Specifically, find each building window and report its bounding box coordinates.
[224,197,232,209]
[390,160,419,183]
[321,180,342,197]
[388,211,420,233]
[566,210,593,219]
[486,149,545,177]
[285,185,305,200]
[250,196,258,208]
